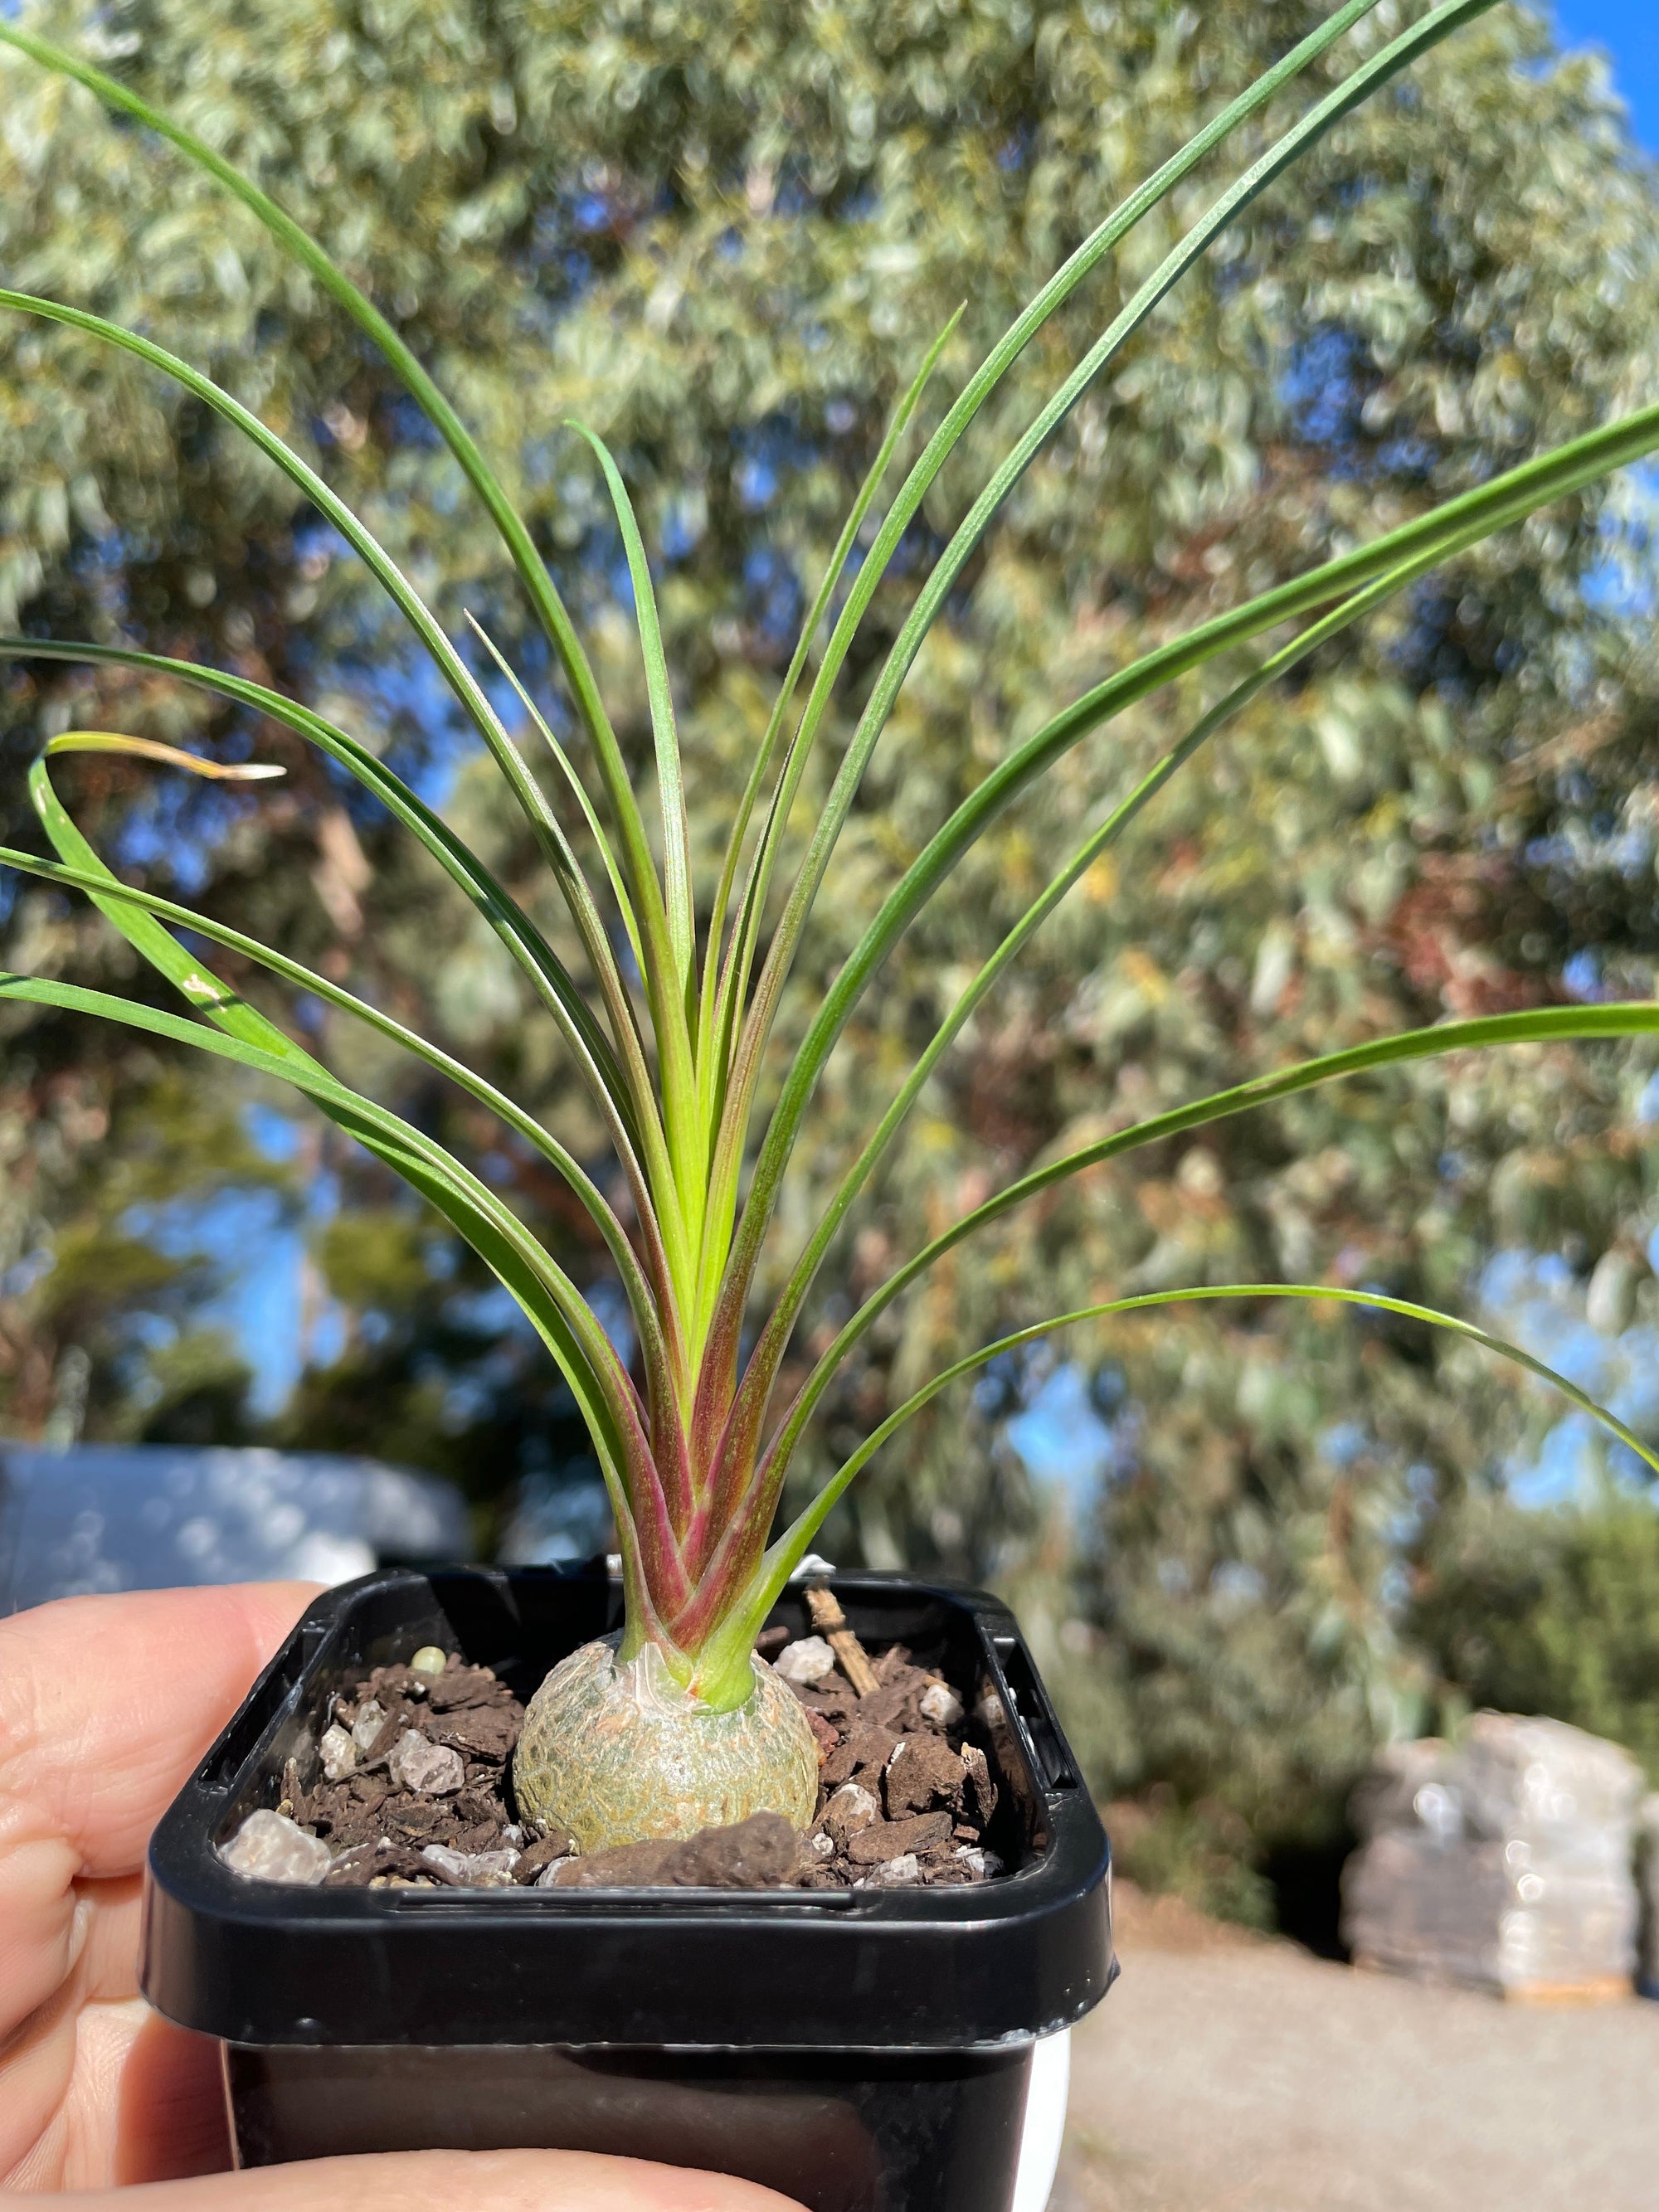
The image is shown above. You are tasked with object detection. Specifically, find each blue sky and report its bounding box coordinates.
[1554,2,1657,147]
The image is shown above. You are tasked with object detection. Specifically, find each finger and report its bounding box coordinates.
[0,1582,316,1875]
[0,1584,316,2072]
[58,2147,806,2212]
[2,1992,230,2190]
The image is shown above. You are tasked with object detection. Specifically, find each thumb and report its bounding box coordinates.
[62,2147,806,2212]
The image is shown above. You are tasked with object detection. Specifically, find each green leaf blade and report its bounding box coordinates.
[708,1281,1659,1660]
[742,1000,1659,1548]
[567,425,696,1004]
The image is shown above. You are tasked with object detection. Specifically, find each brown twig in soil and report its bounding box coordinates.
[804,1584,881,1698]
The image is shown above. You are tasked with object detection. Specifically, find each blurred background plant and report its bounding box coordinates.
[3,0,1659,1918]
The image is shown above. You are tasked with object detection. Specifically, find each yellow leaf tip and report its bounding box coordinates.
[42,731,284,780]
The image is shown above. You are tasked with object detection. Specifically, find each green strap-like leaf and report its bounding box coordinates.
[28,748,311,1067]
[0,634,692,1311]
[27,727,698,1556]
[7,786,694,1520]
[467,612,647,980]
[23,754,605,1363]
[703,304,966,1139]
[0,293,500,817]
[353,1130,674,1645]
[693,1281,1659,1666]
[16,735,694,1519]
[0,636,629,1106]
[742,0,1498,1026]
[684,0,1401,1358]
[743,1000,1659,1534]
[0,22,626,791]
[0,966,692,1610]
[460,622,698,1393]
[702,0,1503,1372]
[712,537,1466,1513]
[0,290,679,1179]
[0,26,684,1067]
[569,427,696,1003]
[713,383,1659,1398]
[711,0,1394,1032]
[565,426,705,1245]
[0,972,611,1434]
[0,827,682,1402]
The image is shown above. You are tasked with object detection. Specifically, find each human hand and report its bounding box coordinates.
[0,1583,801,2212]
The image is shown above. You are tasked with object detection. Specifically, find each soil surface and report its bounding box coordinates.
[1056,1881,1659,2212]
[244,1629,1002,1890]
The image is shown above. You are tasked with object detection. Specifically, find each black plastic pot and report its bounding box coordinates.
[140,1565,1115,2212]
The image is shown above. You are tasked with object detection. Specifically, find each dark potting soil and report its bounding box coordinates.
[248,1630,1003,1893]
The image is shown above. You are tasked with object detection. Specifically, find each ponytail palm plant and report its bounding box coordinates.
[5,2,1659,1839]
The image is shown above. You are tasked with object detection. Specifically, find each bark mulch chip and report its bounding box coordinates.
[844,1810,956,1866]
[546,1811,801,1891]
[231,1630,1005,1892]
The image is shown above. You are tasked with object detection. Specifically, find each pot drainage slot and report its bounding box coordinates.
[991,1639,1077,1793]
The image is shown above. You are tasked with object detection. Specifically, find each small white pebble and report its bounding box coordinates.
[920,1680,965,1727]
[499,1824,524,1849]
[351,1699,387,1753]
[390,1731,465,1795]
[775,1635,839,1686]
[421,1843,521,1887]
[954,1844,1003,1879]
[810,1831,834,1860]
[220,1809,333,1886]
[410,1646,449,1677]
[855,1852,921,1889]
[319,1723,358,1781]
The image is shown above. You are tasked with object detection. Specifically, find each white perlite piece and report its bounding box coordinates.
[220,1809,333,1886]
[809,1831,835,1860]
[773,1635,839,1687]
[319,1723,358,1781]
[855,1853,921,1889]
[919,1680,965,1727]
[390,1730,465,1794]
[953,1845,1003,1879]
[421,1843,520,1887]
[351,1699,387,1753]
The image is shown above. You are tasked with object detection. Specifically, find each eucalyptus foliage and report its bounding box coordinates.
[3,3,1659,1713]
[1411,1490,1659,1784]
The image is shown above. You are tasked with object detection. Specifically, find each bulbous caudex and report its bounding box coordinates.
[513,1636,819,1851]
